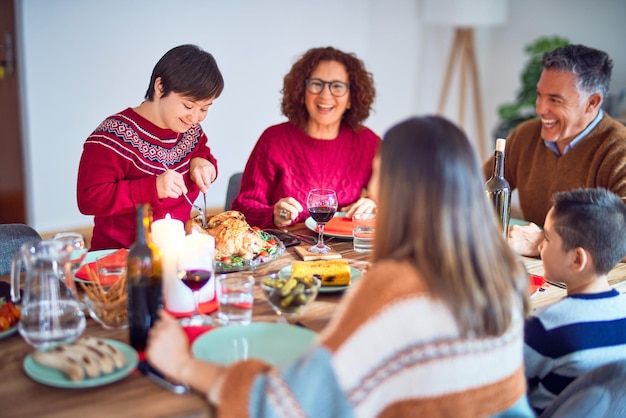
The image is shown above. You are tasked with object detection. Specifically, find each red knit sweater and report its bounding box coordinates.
[231,122,381,228]
[77,107,218,250]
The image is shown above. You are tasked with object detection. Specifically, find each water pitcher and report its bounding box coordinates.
[10,239,86,349]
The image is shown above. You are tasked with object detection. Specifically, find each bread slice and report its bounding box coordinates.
[31,337,127,381]
[291,260,351,286]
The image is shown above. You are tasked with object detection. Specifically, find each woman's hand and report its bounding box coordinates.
[508,222,543,257]
[156,170,188,199]
[273,197,303,227]
[190,158,217,194]
[146,310,193,383]
[341,197,376,218]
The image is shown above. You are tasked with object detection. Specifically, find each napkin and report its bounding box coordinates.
[75,249,129,285]
[322,216,353,236]
[529,275,548,295]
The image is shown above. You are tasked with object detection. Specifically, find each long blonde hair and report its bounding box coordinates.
[373,116,528,337]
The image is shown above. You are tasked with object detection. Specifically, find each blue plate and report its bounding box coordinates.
[192,322,316,367]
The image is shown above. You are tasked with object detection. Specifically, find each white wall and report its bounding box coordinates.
[16,0,626,234]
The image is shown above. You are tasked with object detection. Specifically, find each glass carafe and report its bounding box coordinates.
[11,239,86,349]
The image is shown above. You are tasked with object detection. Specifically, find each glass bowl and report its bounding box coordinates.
[260,274,321,317]
[82,293,128,330]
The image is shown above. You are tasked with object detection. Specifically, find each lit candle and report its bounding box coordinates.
[151,214,191,313]
[151,213,185,250]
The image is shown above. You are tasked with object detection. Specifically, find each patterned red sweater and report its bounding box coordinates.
[232,122,381,228]
[77,107,218,250]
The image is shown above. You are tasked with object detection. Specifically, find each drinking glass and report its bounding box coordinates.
[53,232,88,276]
[306,188,338,254]
[176,244,216,327]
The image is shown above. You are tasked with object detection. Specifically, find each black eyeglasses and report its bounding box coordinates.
[305,78,350,97]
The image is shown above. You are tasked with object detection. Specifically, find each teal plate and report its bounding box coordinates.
[0,324,18,340]
[192,322,316,367]
[277,265,361,293]
[23,339,138,388]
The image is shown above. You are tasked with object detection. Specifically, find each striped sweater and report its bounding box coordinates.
[524,289,626,414]
[216,260,529,417]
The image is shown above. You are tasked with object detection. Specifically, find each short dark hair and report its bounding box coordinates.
[551,188,626,274]
[281,46,375,132]
[145,44,224,101]
[542,44,613,99]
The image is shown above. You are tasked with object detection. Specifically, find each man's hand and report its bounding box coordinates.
[508,222,543,257]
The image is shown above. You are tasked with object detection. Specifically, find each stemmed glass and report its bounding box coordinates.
[176,243,216,327]
[53,232,88,276]
[306,188,338,254]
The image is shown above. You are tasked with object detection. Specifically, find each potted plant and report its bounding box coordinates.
[494,36,570,140]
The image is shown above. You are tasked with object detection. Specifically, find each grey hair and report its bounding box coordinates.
[542,44,613,101]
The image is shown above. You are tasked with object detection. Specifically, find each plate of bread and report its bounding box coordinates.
[186,210,285,273]
[278,260,362,293]
[23,337,138,388]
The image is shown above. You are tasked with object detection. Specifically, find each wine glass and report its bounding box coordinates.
[176,243,216,327]
[53,232,88,276]
[306,188,338,254]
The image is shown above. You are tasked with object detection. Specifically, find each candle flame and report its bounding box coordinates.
[165,213,172,220]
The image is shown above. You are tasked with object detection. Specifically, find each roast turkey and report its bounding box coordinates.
[185,210,267,259]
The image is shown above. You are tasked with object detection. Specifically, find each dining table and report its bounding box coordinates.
[2,222,626,417]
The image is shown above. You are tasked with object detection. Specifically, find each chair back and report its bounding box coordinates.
[0,224,42,275]
[225,172,243,211]
[539,359,626,417]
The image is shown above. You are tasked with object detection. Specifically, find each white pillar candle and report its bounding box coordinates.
[152,214,185,250]
[151,214,192,313]
[179,232,216,304]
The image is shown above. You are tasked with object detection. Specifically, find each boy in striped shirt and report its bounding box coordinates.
[524,187,626,414]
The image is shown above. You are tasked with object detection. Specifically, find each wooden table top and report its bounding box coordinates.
[2,222,625,417]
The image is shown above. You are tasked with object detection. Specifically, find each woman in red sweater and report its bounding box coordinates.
[77,44,223,250]
[231,46,381,229]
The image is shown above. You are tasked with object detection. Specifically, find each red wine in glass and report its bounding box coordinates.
[178,266,215,326]
[307,189,338,254]
[181,269,212,292]
[309,206,336,223]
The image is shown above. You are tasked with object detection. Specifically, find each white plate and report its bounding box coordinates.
[305,212,353,239]
[23,339,138,388]
[277,265,362,293]
[192,322,316,367]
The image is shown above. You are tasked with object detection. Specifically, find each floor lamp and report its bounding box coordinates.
[421,0,508,154]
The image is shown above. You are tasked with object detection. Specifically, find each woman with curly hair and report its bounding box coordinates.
[231,46,381,228]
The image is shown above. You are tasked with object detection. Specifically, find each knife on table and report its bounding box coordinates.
[201,193,207,229]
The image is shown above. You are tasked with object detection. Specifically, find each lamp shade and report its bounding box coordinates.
[420,0,508,27]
